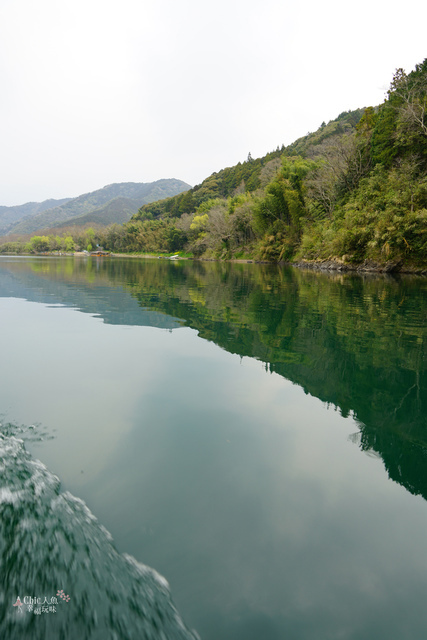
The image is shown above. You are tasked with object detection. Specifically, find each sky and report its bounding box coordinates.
[0,0,426,206]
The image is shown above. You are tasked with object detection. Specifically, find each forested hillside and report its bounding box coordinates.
[132,108,365,223]
[1,60,426,269]
[109,60,426,269]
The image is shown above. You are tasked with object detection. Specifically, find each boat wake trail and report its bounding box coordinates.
[0,432,199,640]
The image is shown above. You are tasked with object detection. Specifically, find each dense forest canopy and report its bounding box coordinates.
[1,60,426,270]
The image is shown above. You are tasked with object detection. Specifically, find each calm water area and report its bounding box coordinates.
[0,256,426,640]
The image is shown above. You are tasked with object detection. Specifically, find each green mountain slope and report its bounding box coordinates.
[132,109,365,223]
[125,60,427,269]
[7,180,191,235]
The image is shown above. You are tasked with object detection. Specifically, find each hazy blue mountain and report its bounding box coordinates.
[0,198,71,235]
[6,180,191,235]
[53,196,148,228]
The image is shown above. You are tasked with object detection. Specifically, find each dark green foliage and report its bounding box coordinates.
[371,61,427,169]
[299,163,427,263]
[370,99,400,167]
[254,157,315,232]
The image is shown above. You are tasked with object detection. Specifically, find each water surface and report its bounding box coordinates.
[0,256,426,639]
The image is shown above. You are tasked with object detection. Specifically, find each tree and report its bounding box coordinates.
[29,236,50,253]
[389,64,427,138]
[189,213,209,235]
[254,157,315,231]
[307,131,372,216]
[63,236,76,252]
[259,158,282,187]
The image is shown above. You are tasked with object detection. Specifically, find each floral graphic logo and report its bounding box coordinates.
[56,590,71,603]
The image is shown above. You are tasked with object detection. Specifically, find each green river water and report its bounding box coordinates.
[0,256,426,640]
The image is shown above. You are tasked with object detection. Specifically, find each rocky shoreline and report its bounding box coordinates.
[290,258,427,275]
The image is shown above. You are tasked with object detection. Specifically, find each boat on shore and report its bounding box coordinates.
[89,250,110,257]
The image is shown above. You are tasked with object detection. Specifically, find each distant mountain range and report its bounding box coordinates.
[0,179,191,236]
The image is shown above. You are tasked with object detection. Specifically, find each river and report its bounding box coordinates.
[0,256,426,640]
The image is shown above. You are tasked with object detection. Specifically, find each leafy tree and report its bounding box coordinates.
[371,60,427,169]
[370,103,399,167]
[189,214,209,235]
[254,157,314,232]
[63,236,76,252]
[389,63,427,138]
[259,158,282,187]
[29,236,50,253]
[229,198,257,247]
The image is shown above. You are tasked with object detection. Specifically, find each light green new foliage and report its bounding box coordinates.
[195,198,224,214]
[28,236,50,253]
[63,236,76,252]
[190,213,209,233]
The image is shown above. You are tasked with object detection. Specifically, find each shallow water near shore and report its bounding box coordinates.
[1,256,426,640]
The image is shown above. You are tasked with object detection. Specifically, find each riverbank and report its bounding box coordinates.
[1,250,426,275]
[291,258,427,275]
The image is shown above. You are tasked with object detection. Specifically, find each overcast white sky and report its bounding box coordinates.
[0,0,426,206]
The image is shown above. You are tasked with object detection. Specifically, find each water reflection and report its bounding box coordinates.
[1,256,426,640]
[1,256,425,501]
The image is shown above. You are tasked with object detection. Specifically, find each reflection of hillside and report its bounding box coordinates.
[0,258,181,329]
[1,256,426,500]
[109,259,427,502]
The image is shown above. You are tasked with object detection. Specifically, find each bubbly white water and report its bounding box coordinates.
[0,432,199,640]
